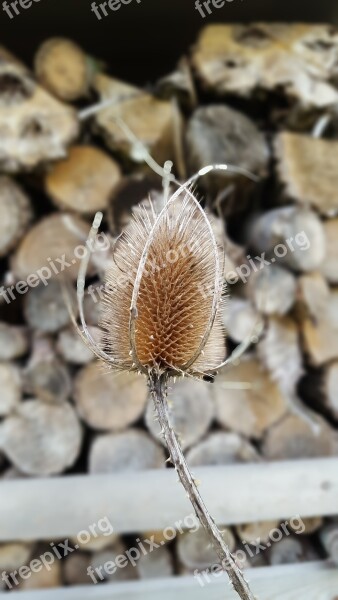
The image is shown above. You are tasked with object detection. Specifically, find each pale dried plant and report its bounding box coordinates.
[71,113,261,600]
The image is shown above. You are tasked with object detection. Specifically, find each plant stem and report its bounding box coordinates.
[149,373,256,600]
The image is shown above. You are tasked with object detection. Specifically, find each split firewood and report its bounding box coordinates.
[92,74,177,167]
[192,24,338,108]
[0,177,32,257]
[89,429,165,474]
[45,145,122,214]
[145,378,215,450]
[137,546,174,579]
[269,536,320,566]
[12,213,96,282]
[297,272,330,322]
[155,57,197,111]
[247,266,297,316]
[0,323,29,360]
[18,550,62,590]
[258,315,303,396]
[0,543,33,571]
[74,364,148,431]
[35,38,94,102]
[301,289,338,366]
[186,105,268,198]
[64,553,92,586]
[0,362,22,417]
[213,357,288,440]
[262,412,338,460]
[320,523,338,565]
[56,326,101,365]
[275,133,338,216]
[236,521,280,545]
[290,517,323,535]
[0,399,82,476]
[91,543,138,582]
[186,432,260,466]
[23,336,71,403]
[24,281,77,334]
[320,218,338,284]
[0,47,78,172]
[177,526,235,571]
[222,298,263,344]
[248,206,326,272]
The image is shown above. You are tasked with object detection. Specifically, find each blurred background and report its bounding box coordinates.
[0,0,338,597]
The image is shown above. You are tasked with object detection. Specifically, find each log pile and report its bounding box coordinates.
[0,24,338,589]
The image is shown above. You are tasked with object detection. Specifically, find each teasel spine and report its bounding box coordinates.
[149,372,256,600]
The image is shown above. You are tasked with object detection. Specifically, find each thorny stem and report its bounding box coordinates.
[149,373,256,600]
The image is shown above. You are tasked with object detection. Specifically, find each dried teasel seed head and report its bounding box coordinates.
[99,188,226,378]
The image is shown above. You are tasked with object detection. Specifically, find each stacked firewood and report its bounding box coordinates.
[0,24,338,589]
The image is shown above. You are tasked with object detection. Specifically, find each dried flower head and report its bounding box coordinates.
[100,186,226,379]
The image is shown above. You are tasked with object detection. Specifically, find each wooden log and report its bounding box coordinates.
[0,323,28,360]
[262,413,338,460]
[89,429,165,474]
[18,552,62,590]
[92,74,177,167]
[34,38,93,102]
[321,362,338,421]
[222,298,263,344]
[275,133,338,216]
[301,289,338,366]
[64,553,92,586]
[74,364,148,431]
[0,47,78,172]
[69,532,118,553]
[24,280,77,333]
[0,362,22,417]
[186,432,260,466]
[297,272,330,322]
[155,57,197,111]
[23,335,71,403]
[177,526,235,570]
[269,537,319,566]
[248,206,326,272]
[0,399,82,476]
[258,315,303,396]
[290,516,323,535]
[213,357,288,439]
[91,542,138,582]
[186,104,268,197]
[137,546,174,579]
[145,378,215,450]
[56,325,100,365]
[192,24,338,108]
[0,177,32,257]
[320,218,338,284]
[247,266,297,316]
[45,145,122,214]
[320,523,338,565]
[0,542,33,571]
[1,460,338,541]
[3,562,338,599]
[235,520,280,545]
[12,213,96,282]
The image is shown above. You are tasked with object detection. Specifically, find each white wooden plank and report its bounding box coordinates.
[0,459,337,541]
[0,562,337,600]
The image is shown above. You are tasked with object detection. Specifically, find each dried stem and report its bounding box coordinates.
[149,373,256,600]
